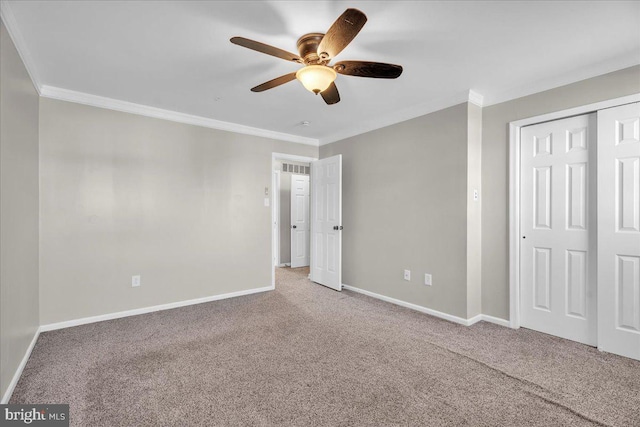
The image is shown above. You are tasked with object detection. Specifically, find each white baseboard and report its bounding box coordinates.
[478,314,511,328]
[342,284,510,328]
[2,285,274,403]
[3,284,508,403]
[342,284,474,326]
[466,314,511,327]
[1,327,41,404]
[40,285,274,332]
[467,314,484,326]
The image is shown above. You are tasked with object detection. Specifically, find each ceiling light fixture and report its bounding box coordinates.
[295,65,337,95]
[230,8,403,105]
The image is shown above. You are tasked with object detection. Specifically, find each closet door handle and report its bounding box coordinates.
[292,225,297,229]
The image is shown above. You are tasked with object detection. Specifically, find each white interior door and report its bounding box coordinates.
[310,155,342,291]
[290,174,310,268]
[597,102,640,361]
[520,114,597,345]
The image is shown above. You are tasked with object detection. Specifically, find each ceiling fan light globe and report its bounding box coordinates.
[296,65,337,95]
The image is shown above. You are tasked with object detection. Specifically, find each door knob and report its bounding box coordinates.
[333,226,344,230]
[292,225,297,229]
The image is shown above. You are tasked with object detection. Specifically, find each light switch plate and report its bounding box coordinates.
[404,270,411,281]
[424,273,432,286]
[132,275,141,287]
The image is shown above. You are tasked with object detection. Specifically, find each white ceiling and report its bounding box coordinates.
[3,1,640,145]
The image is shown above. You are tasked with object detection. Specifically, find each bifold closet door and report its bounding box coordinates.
[597,102,640,361]
[520,114,597,346]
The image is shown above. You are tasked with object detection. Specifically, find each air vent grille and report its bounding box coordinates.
[283,163,310,175]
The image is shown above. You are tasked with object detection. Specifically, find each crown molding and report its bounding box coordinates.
[3,0,637,148]
[40,84,486,148]
[468,90,484,107]
[483,58,640,107]
[319,90,485,145]
[40,86,319,146]
[0,0,42,95]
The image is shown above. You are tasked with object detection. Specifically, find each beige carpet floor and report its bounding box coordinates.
[10,267,640,426]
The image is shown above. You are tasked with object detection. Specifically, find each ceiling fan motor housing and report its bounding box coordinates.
[296,33,328,65]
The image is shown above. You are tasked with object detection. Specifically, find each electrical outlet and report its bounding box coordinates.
[132,275,141,287]
[404,270,411,281]
[424,273,432,286]
[473,189,479,201]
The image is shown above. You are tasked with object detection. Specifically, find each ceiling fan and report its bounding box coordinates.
[230,8,403,105]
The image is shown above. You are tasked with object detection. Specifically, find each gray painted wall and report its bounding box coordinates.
[0,21,40,400]
[481,65,640,320]
[321,103,470,318]
[321,66,639,322]
[39,98,317,324]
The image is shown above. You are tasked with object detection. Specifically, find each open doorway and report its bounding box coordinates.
[275,161,310,268]
[271,153,317,287]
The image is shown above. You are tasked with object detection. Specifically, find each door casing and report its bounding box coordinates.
[271,153,318,287]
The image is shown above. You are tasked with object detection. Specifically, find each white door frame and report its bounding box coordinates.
[272,169,281,268]
[509,93,640,330]
[271,153,318,287]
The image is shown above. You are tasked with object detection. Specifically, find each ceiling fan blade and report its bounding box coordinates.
[251,72,297,92]
[321,82,340,105]
[334,61,403,79]
[317,9,367,60]
[230,37,302,63]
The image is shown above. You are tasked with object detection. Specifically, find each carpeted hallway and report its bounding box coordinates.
[10,267,640,426]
